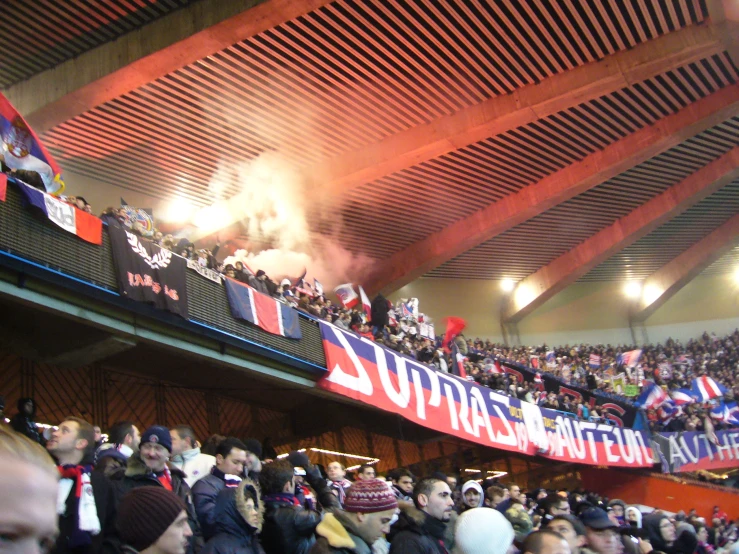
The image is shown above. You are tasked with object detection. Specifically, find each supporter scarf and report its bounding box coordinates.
[263,492,300,507]
[327,478,352,506]
[57,465,101,546]
[212,467,241,487]
[155,466,173,491]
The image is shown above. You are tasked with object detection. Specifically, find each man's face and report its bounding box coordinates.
[359,466,376,480]
[93,426,102,442]
[154,511,192,554]
[140,442,169,473]
[218,448,247,476]
[327,462,346,481]
[358,509,398,545]
[446,476,457,490]
[245,451,261,473]
[47,420,83,456]
[551,500,571,515]
[0,458,59,554]
[549,520,584,554]
[463,488,481,508]
[585,528,623,554]
[611,505,624,518]
[420,481,454,522]
[396,476,414,495]
[169,430,189,457]
[510,485,521,500]
[532,534,572,554]
[488,494,504,508]
[129,426,141,451]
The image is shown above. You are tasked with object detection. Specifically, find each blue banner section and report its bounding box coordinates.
[652,430,739,473]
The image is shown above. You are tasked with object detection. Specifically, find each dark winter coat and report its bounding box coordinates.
[310,512,372,554]
[192,470,229,540]
[10,397,43,444]
[389,506,449,554]
[643,514,698,554]
[201,479,265,554]
[260,467,340,554]
[370,294,389,328]
[54,468,119,554]
[111,455,203,554]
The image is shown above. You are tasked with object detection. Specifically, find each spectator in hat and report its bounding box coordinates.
[580,508,623,554]
[0,423,59,554]
[10,397,44,444]
[118,487,193,554]
[311,478,399,553]
[452,508,515,554]
[112,425,203,554]
[548,515,587,554]
[201,479,263,554]
[243,438,263,479]
[459,481,484,513]
[248,271,271,295]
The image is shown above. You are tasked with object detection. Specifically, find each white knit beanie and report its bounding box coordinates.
[453,508,515,554]
[461,480,484,508]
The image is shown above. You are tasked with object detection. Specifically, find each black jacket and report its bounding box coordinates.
[111,455,204,554]
[389,507,449,554]
[10,397,44,444]
[54,469,119,554]
[201,479,264,554]
[192,470,229,540]
[260,467,340,554]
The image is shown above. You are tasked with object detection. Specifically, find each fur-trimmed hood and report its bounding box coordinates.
[122,453,188,480]
[314,511,371,553]
[212,477,264,536]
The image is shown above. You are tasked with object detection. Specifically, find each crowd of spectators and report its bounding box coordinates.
[1,418,737,554]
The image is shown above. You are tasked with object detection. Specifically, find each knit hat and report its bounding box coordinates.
[243,438,262,459]
[343,479,398,514]
[118,487,186,551]
[461,480,484,508]
[140,425,172,453]
[453,508,514,554]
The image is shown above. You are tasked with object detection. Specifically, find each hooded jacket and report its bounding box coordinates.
[388,505,449,554]
[643,513,698,554]
[111,455,204,554]
[310,512,373,554]
[171,448,216,488]
[459,481,484,512]
[192,468,243,540]
[201,479,264,554]
[10,397,43,444]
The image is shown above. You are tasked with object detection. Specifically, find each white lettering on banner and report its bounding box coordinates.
[669,435,690,467]
[324,327,373,396]
[715,435,733,462]
[730,434,739,459]
[579,422,599,463]
[561,418,586,461]
[634,431,652,464]
[489,393,518,447]
[515,422,529,452]
[469,387,496,442]
[408,361,442,421]
[603,434,619,463]
[613,427,635,465]
[44,196,76,234]
[370,339,410,409]
[439,374,474,435]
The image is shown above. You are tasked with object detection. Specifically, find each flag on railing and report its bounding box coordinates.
[617,349,642,368]
[635,381,668,409]
[589,353,601,368]
[224,277,301,339]
[1,93,64,195]
[15,179,102,244]
[358,285,371,318]
[334,283,359,308]
[450,341,467,379]
[691,375,727,402]
[671,388,695,406]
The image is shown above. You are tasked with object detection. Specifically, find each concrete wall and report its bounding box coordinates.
[391,273,739,346]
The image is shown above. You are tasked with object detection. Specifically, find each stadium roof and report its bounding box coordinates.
[3,0,738,321]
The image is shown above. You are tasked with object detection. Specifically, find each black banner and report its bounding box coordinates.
[500,360,638,428]
[108,225,188,319]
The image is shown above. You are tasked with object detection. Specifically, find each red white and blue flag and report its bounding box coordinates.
[618,349,642,368]
[224,277,301,339]
[589,353,601,368]
[401,303,413,319]
[1,93,64,195]
[334,283,359,308]
[15,179,102,244]
[691,376,727,402]
[358,285,371,318]
[671,388,695,406]
[636,381,668,409]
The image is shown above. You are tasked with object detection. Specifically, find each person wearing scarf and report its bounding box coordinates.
[112,425,204,554]
[192,438,249,540]
[326,461,353,508]
[46,417,118,554]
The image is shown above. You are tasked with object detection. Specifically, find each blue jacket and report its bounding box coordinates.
[201,479,264,554]
[192,469,238,540]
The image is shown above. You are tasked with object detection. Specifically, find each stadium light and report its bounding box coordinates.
[500,278,515,292]
[623,281,642,299]
[733,267,739,285]
[643,283,663,304]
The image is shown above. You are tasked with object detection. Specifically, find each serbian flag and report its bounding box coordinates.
[15,179,102,244]
[589,353,601,368]
[691,375,727,402]
[671,388,695,406]
[334,283,359,308]
[635,381,668,409]
[358,285,371,317]
[450,341,467,379]
[618,349,642,368]
[1,93,64,195]
[441,316,467,350]
[224,277,301,339]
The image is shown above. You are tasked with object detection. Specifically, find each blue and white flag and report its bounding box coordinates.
[635,381,668,409]
[691,376,727,402]
[671,388,695,406]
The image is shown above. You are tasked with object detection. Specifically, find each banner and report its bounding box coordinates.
[500,360,639,428]
[224,277,301,339]
[186,259,222,284]
[15,180,102,244]
[624,385,639,397]
[652,430,739,473]
[318,322,653,467]
[108,225,188,318]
